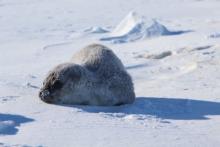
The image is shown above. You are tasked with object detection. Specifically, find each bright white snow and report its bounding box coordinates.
[1,0,220,147]
[100,11,187,43]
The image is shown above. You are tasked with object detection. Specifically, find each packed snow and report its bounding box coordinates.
[100,11,187,43]
[1,0,220,147]
[83,26,109,34]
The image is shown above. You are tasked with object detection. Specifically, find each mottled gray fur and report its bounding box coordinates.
[39,44,135,106]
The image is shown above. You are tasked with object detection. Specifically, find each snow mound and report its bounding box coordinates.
[84,26,109,33]
[100,11,182,43]
[110,11,142,37]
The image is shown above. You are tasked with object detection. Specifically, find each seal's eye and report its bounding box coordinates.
[53,80,63,90]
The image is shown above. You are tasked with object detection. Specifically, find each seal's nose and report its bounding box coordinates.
[39,90,53,103]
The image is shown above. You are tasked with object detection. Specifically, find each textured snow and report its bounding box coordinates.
[110,11,142,37]
[1,0,220,147]
[100,11,185,43]
[84,26,109,34]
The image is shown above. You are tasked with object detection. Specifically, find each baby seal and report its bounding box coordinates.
[39,44,135,106]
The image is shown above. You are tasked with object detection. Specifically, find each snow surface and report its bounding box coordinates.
[100,11,187,43]
[208,32,220,38]
[111,11,142,37]
[1,0,220,147]
[83,26,109,34]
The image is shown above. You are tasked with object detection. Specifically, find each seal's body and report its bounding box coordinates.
[39,44,135,106]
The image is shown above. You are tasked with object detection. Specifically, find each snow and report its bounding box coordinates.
[110,11,142,37]
[208,32,220,38]
[84,26,109,34]
[100,11,187,43]
[1,0,220,147]
[0,114,34,135]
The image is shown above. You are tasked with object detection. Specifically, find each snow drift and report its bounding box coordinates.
[100,11,184,43]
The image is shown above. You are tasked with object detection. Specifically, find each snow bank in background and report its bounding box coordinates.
[100,11,183,43]
[84,26,109,33]
[110,11,142,37]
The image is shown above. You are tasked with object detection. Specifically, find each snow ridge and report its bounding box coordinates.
[100,11,183,43]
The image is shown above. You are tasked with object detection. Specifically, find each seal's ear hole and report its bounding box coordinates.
[53,80,63,90]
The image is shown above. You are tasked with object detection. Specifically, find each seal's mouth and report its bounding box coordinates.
[39,89,53,103]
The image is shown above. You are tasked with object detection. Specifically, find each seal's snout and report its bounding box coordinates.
[39,90,53,103]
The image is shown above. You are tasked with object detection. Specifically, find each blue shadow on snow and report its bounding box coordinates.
[73,97,220,120]
[0,113,34,135]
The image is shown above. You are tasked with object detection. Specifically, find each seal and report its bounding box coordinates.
[39,44,135,106]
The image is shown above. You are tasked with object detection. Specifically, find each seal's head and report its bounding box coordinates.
[39,63,82,103]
